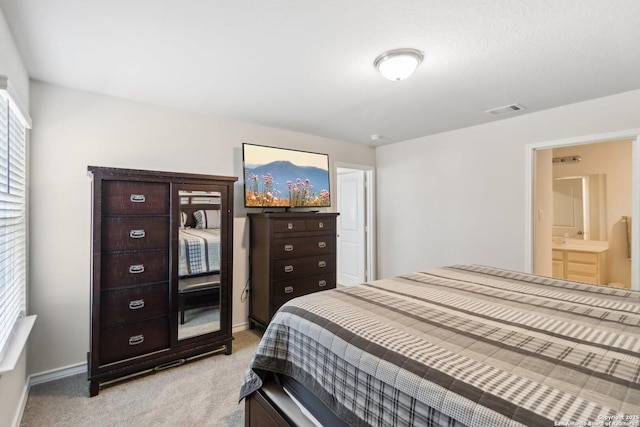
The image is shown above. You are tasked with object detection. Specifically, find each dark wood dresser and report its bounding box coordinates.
[98,179,171,366]
[88,166,237,396]
[248,212,339,329]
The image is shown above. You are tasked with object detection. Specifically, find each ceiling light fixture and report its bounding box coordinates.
[374,48,424,81]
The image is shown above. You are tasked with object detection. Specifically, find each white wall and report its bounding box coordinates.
[376,89,640,279]
[0,8,28,106]
[28,80,375,375]
[0,5,30,427]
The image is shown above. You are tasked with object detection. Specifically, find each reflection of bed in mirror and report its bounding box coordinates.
[177,191,223,340]
[179,228,220,276]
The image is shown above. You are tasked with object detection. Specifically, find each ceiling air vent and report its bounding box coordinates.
[485,103,526,116]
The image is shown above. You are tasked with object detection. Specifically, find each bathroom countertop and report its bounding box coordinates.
[552,241,609,253]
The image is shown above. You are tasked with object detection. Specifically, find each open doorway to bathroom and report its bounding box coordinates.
[532,139,633,288]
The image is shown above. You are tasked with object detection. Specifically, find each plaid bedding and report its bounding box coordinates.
[240,265,640,427]
[178,229,220,276]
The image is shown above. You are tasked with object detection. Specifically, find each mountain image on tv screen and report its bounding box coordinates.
[243,144,330,207]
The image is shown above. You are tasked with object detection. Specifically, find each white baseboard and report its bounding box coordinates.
[25,326,251,388]
[29,362,87,387]
[13,324,253,427]
[19,323,251,418]
[232,322,249,333]
[7,363,86,427]
[27,324,251,387]
[10,380,29,427]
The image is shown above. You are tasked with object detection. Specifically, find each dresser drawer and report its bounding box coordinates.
[101,283,169,327]
[567,262,597,276]
[567,251,598,264]
[102,250,169,289]
[273,255,335,280]
[567,273,598,285]
[272,219,306,233]
[272,235,335,259]
[273,273,336,301]
[102,217,169,252]
[100,317,169,365]
[103,181,169,215]
[306,218,334,232]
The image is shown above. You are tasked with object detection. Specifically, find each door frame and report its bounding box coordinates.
[335,162,376,282]
[524,128,640,290]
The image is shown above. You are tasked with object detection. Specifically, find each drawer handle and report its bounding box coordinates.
[284,286,294,294]
[284,265,294,273]
[284,244,294,252]
[318,280,327,287]
[128,335,145,345]
[318,261,327,268]
[287,222,294,230]
[129,229,146,239]
[130,194,146,203]
[129,264,145,274]
[319,222,324,228]
[128,299,145,310]
[318,241,326,248]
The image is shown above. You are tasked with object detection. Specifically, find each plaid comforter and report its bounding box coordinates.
[178,228,220,277]
[240,265,640,427]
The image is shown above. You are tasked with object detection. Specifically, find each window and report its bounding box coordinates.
[0,81,29,361]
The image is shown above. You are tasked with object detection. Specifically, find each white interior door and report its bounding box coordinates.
[337,169,366,286]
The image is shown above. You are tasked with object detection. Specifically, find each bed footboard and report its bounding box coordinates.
[245,374,316,427]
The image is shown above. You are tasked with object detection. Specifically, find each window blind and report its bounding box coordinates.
[0,90,28,360]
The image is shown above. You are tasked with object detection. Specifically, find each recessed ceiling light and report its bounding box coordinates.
[370,134,383,140]
[374,48,423,81]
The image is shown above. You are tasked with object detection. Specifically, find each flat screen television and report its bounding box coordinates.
[242,143,331,208]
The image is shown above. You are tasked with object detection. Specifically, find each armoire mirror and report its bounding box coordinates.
[176,188,224,340]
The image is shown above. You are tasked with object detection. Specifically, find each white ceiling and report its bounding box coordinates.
[2,0,640,146]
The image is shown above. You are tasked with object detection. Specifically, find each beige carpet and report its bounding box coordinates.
[20,329,262,427]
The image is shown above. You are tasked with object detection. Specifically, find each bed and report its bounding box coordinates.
[239,265,640,427]
[178,228,221,277]
[178,194,222,277]
[177,193,222,325]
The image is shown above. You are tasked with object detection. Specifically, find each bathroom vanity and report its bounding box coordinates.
[552,241,608,285]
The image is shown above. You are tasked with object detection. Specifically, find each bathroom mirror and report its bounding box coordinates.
[552,174,607,240]
[177,189,223,340]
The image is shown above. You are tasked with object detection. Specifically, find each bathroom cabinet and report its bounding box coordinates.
[552,247,607,285]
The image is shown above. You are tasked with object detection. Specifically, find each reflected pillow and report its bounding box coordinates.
[180,211,188,228]
[193,209,221,229]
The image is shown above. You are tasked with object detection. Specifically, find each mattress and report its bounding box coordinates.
[240,265,640,427]
[178,228,220,277]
